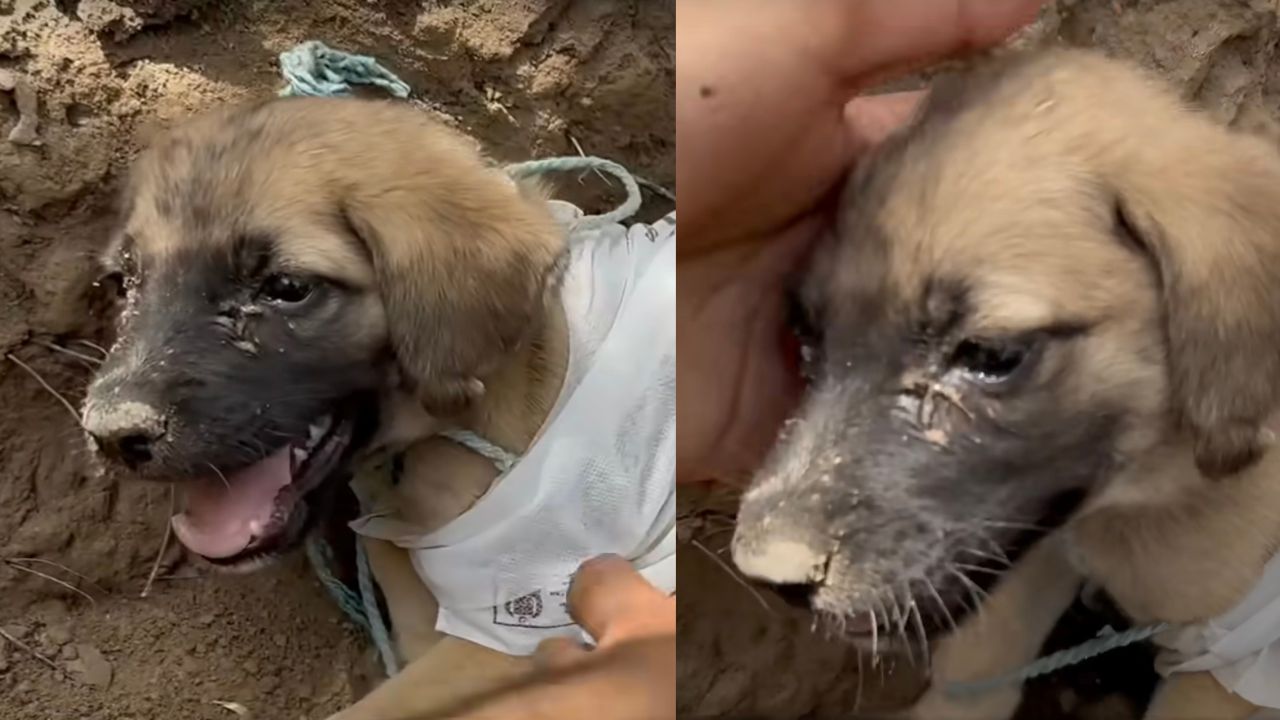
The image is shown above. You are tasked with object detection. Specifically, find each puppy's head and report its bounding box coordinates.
[81,98,564,569]
[732,49,1280,646]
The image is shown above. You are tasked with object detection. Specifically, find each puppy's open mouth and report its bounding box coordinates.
[171,413,357,568]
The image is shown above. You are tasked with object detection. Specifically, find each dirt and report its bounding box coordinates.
[677,1,1280,718]
[0,1,672,718]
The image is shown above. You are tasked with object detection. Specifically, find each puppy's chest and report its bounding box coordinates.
[1065,506,1267,623]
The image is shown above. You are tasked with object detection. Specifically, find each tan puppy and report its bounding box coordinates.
[80,98,579,717]
[730,47,1280,719]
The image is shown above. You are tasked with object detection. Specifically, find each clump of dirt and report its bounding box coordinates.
[0,0,672,717]
[676,1,1280,718]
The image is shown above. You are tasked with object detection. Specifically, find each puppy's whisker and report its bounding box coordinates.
[921,576,959,633]
[73,339,109,358]
[206,463,230,491]
[890,590,907,634]
[689,539,774,615]
[868,604,880,661]
[907,594,930,666]
[32,340,103,366]
[952,562,1003,576]
[957,546,1012,567]
[982,519,1051,532]
[890,589,915,668]
[968,532,1014,566]
[948,567,988,620]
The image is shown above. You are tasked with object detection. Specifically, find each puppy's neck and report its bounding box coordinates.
[381,296,569,536]
[458,296,570,454]
[1070,434,1280,623]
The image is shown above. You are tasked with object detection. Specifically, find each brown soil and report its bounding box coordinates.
[0,1,672,718]
[677,1,1280,718]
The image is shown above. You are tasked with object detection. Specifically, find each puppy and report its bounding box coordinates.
[80,97,676,719]
[730,47,1280,720]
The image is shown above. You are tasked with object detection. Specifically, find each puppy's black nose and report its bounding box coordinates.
[771,583,816,610]
[110,432,157,466]
[82,400,166,468]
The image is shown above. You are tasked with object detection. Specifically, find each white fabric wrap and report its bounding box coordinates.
[350,202,676,656]
[1157,551,1280,715]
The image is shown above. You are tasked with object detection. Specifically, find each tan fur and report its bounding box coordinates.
[123,97,573,719]
[903,536,1082,720]
[120,98,566,414]
[857,49,1280,718]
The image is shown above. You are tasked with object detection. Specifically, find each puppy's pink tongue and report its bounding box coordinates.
[171,447,292,559]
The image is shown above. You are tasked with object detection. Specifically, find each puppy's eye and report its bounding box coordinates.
[260,273,313,304]
[951,338,1029,383]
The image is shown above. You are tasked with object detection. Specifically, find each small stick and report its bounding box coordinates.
[7,557,109,596]
[690,538,774,615]
[568,134,615,187]
[33,340,103,366]
[141,487,175,599]
[0,626,63,675]
[4,353,84,428]
[636,175,676,202]
[4,561,97,606]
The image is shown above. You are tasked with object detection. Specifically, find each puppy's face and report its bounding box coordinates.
[732,50,1280,648]
[82,98,563,569]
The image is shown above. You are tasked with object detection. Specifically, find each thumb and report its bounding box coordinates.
[567,555,674,645]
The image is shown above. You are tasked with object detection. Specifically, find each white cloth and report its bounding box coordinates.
[1157,550,1280,714]
[350,203,676,656]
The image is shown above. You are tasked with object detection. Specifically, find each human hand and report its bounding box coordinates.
[439,555,674,720]
[676,0,1045,485]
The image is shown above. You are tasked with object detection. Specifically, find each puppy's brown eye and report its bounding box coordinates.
[260,274,313,304]
[952,339,1028,383]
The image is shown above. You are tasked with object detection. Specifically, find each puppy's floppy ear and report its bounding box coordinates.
[341,121,565,414]
[1104,95,1280,477]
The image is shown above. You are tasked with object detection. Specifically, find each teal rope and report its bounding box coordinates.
[278,41,410,98]
[946,622,1169,697]
[437,429,519,474]
[304,534,372,636]
[507,156,643,228]
[356,537,399,676]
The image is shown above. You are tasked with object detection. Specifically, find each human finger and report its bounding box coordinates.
[844,90,927,153]
[567,555,674,644]
[829,0,1044,86]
